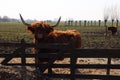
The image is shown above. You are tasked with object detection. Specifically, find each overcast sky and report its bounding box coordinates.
[0,0,120,20]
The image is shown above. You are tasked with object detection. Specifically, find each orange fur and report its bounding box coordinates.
[26,21,81,62]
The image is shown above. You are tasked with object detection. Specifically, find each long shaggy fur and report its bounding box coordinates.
[108,26,117,35]
[20,15,81,63]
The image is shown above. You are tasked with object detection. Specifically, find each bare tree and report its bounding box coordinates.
[104,5,120,26]
[110,5,119,26]
[104,7,110,36]
[104,5,120,36]
[104,7,110,26]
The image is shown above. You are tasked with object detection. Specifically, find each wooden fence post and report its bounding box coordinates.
[79,21,81,27]
[71,20,73,26]
[84,20,86,27]
[104,19,107,36]
[70,57,76,80]
[99,20,101,27]
[107,57,111,75]
[94,21,96,26]
[116,19,119,26]
[20,39,28,80]
[112,19,114,26]
[68,20,70,26]
[69,37,76,80]
[87,21,89,27]
[91,21,93,26]
[75,21,77,26]
[21,39,26,65]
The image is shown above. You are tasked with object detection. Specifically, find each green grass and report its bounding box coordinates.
[0,22,33,42]
[0,22,120,49]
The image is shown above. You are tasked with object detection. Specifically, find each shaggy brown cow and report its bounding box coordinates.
[108,26,117,35]
[19,14,81,63]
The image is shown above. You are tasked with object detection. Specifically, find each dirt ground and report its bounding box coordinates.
[0,58,120,80]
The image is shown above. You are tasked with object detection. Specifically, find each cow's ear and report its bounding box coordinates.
[27,27,35,33]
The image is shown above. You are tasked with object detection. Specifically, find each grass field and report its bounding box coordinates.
[0,22,33,42]
[0,22,120,79]
[0,22,120,48]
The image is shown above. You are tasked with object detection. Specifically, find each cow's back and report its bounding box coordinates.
[46,30,81,48]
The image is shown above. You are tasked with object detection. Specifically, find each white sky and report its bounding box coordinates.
[0,0,120,20]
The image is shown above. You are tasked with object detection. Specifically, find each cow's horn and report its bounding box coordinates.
[19,14,30,26]
[51,16,61,27]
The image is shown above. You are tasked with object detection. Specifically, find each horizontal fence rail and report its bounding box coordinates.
[0,49,120,58]
[0,39,120,80]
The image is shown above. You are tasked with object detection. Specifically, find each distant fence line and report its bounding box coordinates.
[64,19,119,27]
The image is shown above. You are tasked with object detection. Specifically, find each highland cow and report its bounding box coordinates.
[19,14,81,64]
[108,26,117,35]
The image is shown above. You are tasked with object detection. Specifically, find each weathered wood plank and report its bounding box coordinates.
[44,74,120,79]
[0,41,120,79]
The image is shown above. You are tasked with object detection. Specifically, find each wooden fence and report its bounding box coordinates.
[0,39,120,80]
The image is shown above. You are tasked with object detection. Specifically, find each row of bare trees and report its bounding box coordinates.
[64,5,120,27]
[64,19,119,27]
[104,5,120,27]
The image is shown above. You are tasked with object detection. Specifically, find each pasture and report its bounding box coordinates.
[0,22,120,48]
[0,21,120,80]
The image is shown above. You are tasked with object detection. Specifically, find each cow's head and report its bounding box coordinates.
[108,26,117,35]
[20,14,61,41]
